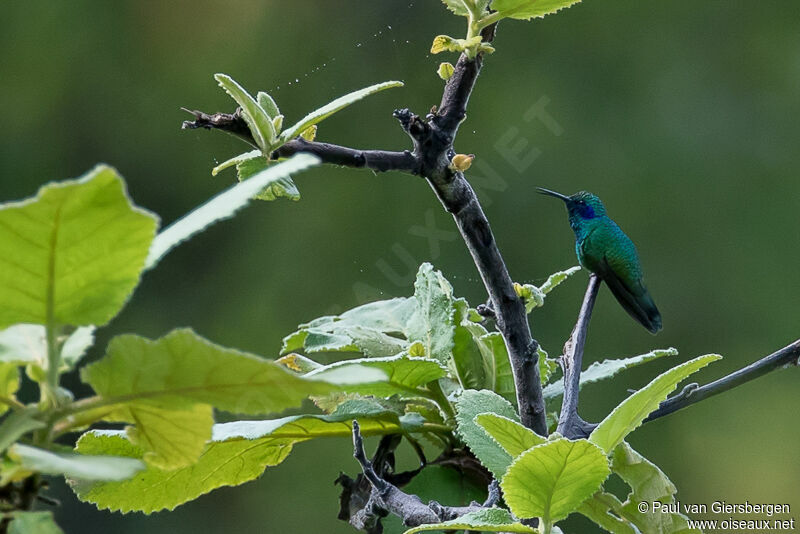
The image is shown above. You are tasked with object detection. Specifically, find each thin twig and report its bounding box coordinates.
[644,338,800,422]
[350,421,488,527]
[577,338,800,437]
[181,109,418,174]
[556,274,600,438]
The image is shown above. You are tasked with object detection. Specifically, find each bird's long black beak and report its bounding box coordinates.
[536,187,570,202]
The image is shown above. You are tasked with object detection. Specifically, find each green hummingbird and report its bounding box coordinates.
[537,188,662,334]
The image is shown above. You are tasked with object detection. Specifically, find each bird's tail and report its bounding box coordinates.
[603,276,662,334]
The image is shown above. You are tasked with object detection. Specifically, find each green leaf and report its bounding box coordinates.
[8,443,143,481]
[235,155,300,202]
[7,511,64,534]
[406,263,456,363]
[276,353,322,373]
[404,508,535,534]
[538,345,558,386]
[282,264,459,364]
[0,324,96,376]
[256,91,280,119]
[516,267,580,313]
[305,354,446,398]
[84,328,344,416]
[0,324,44,364]
[0,363,20,416]
[540,266,581,294]
[490,0,583,20]
[81,328,347,468]
[0,408,46,453]
[450,299,488,390]
[211,149,261,176]
[145,153,319,269]
[437,62,455,81]
[279,81,404,143]
[214,73,276,151]
[72,408,409,513]
[474,413,544,458]
[543,348,678,399]
[590,354,721,453]
[485,333,517,404]
[455,389,517,478]
[282,301,414,357]
[586,442,700,533]
[60,326,96,369]
[0,165,158,330]
[577,492,638,534]
[501,438,610,522]
[440,0,470,16]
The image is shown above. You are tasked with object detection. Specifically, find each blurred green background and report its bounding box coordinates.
[2,1,799,532]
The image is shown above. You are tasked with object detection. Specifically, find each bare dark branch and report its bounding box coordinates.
[557,274,600,438]
[181,109,418,174]
[273,139,418,174]
[644,338,800,422]
[349,421,489,529]
[575,338,800,438]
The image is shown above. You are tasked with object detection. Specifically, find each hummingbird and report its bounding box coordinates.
[537,188,662,334]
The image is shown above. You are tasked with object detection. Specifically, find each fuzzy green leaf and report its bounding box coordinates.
[540,266,582,294]
[440,0,470,16]
[577,492,638,534]
[590,354,721,453]
[305,354,446,398]
[0,363,20,416]
[501,438,610,522]
[451,299,488,390]
[214,73,276,151]
[490,0,582,20]
[280,81,403,143]
[437,62,455,80]
[455,390,518,478]
[579,442,700,533]
[7,512,64,534]
[0,408,46,453]
[276,353,322,373]
[8,443,143,481]
[0,324,95,376]
[256,91,280,119]
[486,333,517,403]
[538,346,558,386]
[145,153,318,269]
[211,149,261,176]
[406,263,456,363]
[60,326,96,369]
[404,508,535,534]
[474,413,544,458]
[543,348,678,399]
[235,155,300,202]
[0,166,158,330]
[0,325,44,365]
[72,407,408,513]
[282,297,415,356]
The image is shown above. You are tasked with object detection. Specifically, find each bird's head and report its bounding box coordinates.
[537,188,607,223]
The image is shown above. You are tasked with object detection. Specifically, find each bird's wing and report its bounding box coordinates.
[584,224,662,333]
